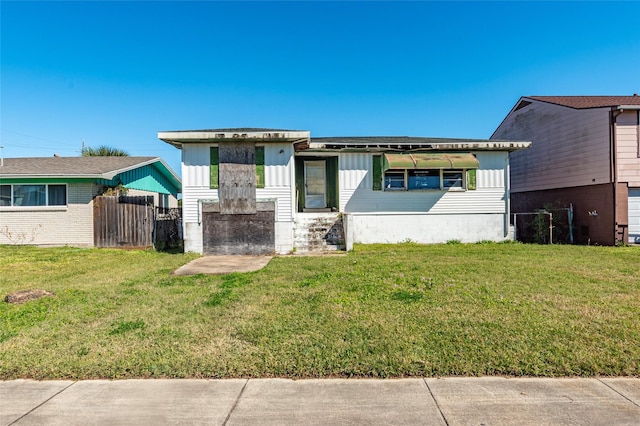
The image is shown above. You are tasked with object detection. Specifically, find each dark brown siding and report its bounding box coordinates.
[511,184,615,245]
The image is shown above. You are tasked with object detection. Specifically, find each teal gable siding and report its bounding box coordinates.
[100,164,180,196]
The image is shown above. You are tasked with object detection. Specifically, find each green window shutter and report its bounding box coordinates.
[210,147,219,189]
[372,155,382,191]
[255,146,265,188]
[466,169,476,190]
[294,157,305,212]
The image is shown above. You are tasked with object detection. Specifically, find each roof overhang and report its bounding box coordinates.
[383,153,479,170]
[307,140,531,152]
[99,157,169,180]
[158,130,311,149]
[0,157,181,191]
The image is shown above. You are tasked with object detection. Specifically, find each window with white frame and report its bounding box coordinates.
[0,184,67,207]
[443,171,464,189]
[383,169,468,191]
[375,152,478,192]
[383,171,405,190]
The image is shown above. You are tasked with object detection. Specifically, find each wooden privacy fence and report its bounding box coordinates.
[154,207,183,250]
[93,196,154,248]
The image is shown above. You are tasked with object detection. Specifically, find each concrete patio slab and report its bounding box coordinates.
[0,380,74,426]
[425,377,640,426]
[172,255,272,275]
[9,379,246,426]
[226,378,446,425]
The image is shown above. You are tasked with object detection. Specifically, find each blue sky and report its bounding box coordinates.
[2,1,639,177]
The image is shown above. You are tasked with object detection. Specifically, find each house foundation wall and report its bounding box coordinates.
[183,222,204,254]
[343,213,507,250]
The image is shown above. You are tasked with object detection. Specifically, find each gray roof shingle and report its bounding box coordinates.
[0,156,160,177]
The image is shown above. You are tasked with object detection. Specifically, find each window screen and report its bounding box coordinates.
[48,185,67,206]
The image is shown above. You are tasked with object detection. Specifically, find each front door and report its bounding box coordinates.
[304,160,326,209]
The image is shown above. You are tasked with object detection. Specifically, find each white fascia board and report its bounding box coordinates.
[158,130,311,144]
[0,173,103,179]
[429,141,532,151]
[307,141,532,151]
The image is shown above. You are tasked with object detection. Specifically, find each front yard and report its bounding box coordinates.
[0,243,638,379]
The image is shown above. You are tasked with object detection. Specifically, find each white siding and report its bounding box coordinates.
[264,143,294,187]
[493,101,611,192]
[181,186,218,224]
[341,188,506,213]
[616,111,640,186]
[180,143,294,253]
[338,151,508,214]
[339,153,371,190]
[181,143,294,223]
[476,152,507,188]
[0,183,97,246]
[182,144,211,187]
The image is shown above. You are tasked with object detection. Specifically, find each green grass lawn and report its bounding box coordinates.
[1,243,639,379]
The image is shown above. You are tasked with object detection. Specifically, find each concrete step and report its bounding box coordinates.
[293,213,345,253]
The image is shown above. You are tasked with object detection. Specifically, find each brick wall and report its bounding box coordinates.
[0,183,98,247]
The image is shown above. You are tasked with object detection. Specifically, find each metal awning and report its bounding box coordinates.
[383,153,479,170]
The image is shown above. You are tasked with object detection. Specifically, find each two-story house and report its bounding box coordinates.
[492,95,640,245]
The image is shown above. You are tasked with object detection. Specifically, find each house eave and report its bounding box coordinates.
[305,141,531,152]
[158,130,311,148]
[0,174,104,179]
[0,158,182,191]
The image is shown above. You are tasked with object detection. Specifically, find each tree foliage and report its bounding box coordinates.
[82,145,130,156]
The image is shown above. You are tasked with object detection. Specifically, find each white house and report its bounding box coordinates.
[158,128,530,254]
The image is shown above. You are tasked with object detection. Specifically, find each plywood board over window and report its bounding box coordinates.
[218,142,257,214]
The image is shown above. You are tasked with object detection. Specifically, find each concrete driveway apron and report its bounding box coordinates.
[172,255,273,275]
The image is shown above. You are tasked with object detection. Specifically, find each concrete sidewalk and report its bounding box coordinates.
[2,378,639,425]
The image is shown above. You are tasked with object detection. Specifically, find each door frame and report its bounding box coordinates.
[294,156,339,213]
[304,160,327,209]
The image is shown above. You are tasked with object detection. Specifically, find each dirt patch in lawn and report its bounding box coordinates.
[4,289,55,304]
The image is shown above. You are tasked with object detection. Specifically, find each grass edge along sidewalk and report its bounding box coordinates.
[0,243,639,379]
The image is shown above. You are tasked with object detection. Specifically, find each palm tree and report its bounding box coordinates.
[82,145,130,156]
